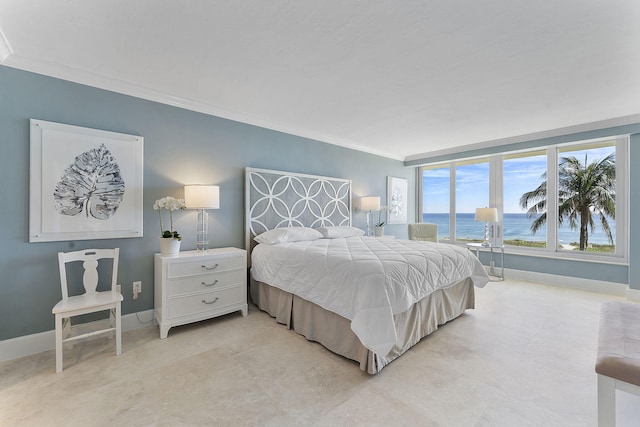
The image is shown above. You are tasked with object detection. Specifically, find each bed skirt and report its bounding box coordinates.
[249,276,475,374]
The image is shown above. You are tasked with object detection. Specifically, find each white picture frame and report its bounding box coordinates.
[387,176,408,224]
[29,119,144,242]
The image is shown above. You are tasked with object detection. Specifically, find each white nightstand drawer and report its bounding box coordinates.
[167,285,245,319]
[167,269,244,297]
[167,255,244,279]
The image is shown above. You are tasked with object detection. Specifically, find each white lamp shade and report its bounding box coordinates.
[184,185,220,209]
[360,196,381,211]
[475,207,498,222]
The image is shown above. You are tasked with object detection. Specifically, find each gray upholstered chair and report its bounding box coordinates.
[408,223,438,243]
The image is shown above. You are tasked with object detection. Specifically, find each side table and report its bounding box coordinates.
[466,243,504,280]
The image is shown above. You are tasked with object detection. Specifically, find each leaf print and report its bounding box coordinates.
[53,143,125,219]
[391,188,403,216]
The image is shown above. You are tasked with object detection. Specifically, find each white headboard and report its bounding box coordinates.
[245,168,352,252]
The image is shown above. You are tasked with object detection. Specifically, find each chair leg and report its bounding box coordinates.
[109,307,115,341]
[55,314,63,373]
[598,374,616,427]
[115,303,122,356]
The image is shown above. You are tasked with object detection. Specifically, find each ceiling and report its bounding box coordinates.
[1,1,639,161]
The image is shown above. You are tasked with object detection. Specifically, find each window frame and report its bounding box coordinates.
[417,136,628,264]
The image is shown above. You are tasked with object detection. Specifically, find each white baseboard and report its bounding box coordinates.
[503,268,628,296]
[1,273,636,364]
[0,309,155,363]
[628,288,640,302]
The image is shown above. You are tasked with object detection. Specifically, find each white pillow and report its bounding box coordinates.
[315,226,365,239]
[253,227,323,245]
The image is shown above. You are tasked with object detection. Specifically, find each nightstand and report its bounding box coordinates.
[154,248,248,339]
[466,243,504,280]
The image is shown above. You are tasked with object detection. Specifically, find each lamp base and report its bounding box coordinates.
[196,209,210,252]
[481,221,490,247]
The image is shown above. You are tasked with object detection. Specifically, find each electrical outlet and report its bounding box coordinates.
[133,281,142,299]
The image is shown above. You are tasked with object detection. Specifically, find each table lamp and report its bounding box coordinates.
[475,207,498,246]
[184,185,220,252]
[361,196,381,237]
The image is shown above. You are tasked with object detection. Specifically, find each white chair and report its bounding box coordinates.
[52,248,123,372]
[408,223,439,242]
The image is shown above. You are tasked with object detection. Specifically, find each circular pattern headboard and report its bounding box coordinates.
[245,167,352,253]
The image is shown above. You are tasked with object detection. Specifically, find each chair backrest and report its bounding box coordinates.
[408,223,438,243]
[58,248,119,299]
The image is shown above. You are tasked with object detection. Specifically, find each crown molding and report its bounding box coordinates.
[1,54,403,161]
[405,114,640,166]
[0,26,13,61]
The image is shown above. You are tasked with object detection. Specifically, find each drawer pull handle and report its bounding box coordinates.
[202,297,219,305]
[202,263,219,270]
[202,279,219,287]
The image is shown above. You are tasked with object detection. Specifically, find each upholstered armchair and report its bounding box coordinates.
[408,223,438,243]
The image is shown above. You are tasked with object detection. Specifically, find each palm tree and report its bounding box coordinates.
[519,153,615,251]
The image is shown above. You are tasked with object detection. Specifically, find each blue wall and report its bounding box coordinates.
[0,66,414,341]
[407,124,640,288]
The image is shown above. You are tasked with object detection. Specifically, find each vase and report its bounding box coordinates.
[159,237,181,255]
[374,226,385,237]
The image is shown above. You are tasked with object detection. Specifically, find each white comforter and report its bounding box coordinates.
[251,237,490,356]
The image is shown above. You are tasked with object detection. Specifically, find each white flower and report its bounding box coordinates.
[154,196,186,239]
[153,196,185,211]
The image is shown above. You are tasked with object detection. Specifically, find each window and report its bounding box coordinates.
[555,142,617,253]
[503,151,547,249]
[418,136,627,261]
[421,159,490,243]
[422,165,451,241]
[455,159,489,243]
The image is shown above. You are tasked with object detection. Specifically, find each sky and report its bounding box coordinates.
[423,146,615,213]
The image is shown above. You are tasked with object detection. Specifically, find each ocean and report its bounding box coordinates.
[422,213,616,245]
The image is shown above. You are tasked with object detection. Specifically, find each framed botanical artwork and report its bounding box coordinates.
[387,176,408,224]
[29,119,144,242]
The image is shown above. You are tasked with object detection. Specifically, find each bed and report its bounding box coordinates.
[245,168,490,374]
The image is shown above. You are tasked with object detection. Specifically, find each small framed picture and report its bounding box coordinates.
[387,176,408,224]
